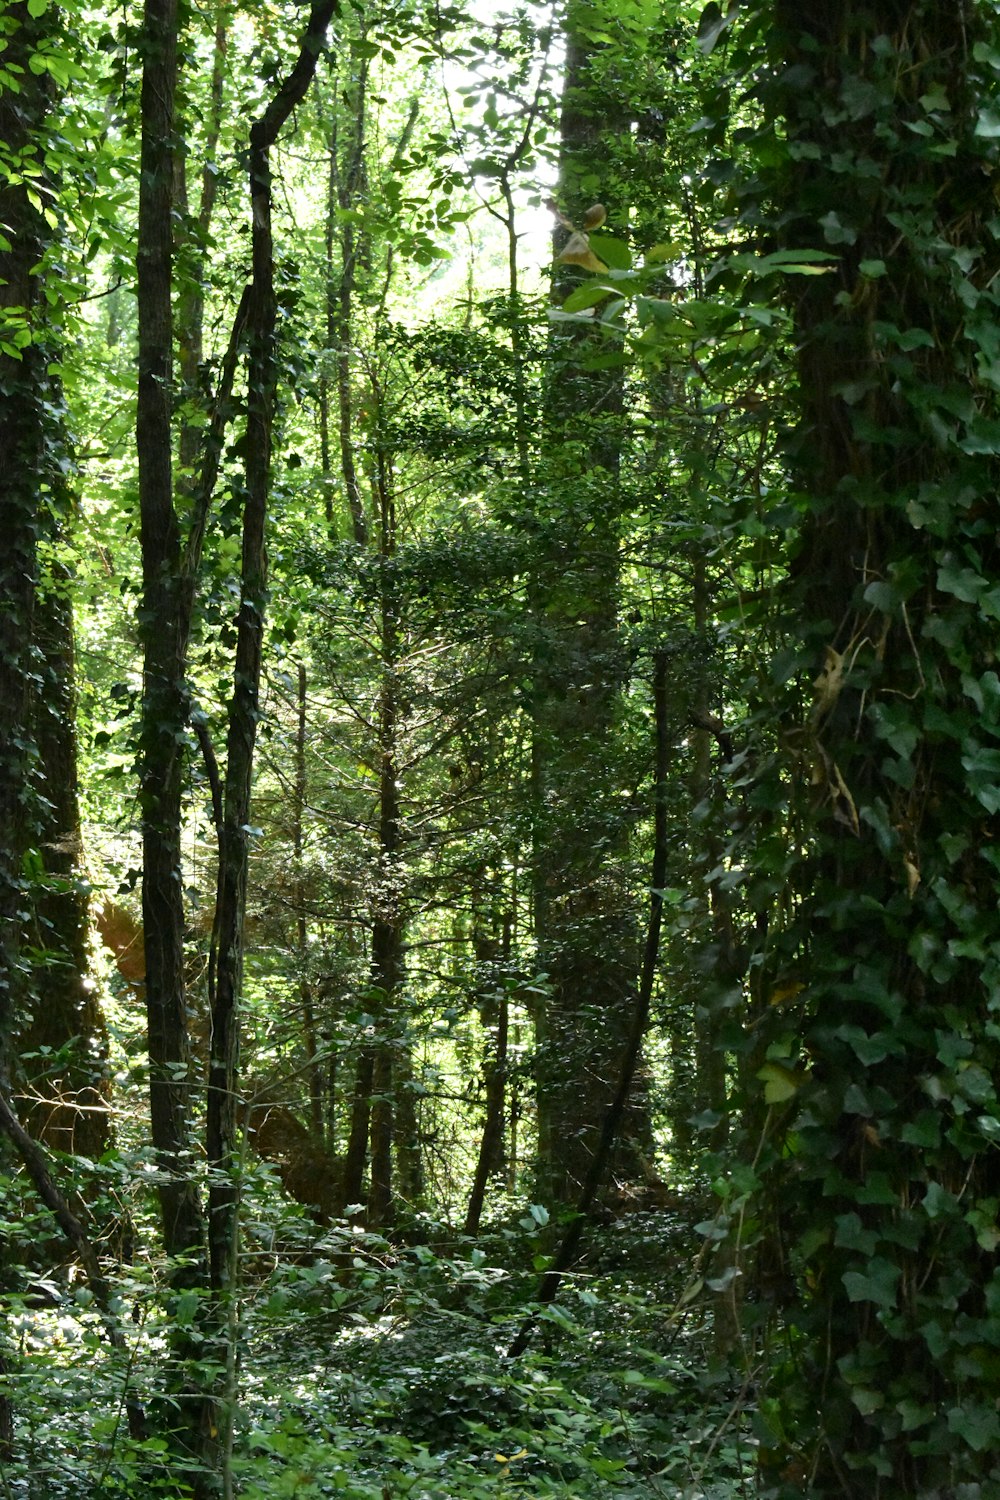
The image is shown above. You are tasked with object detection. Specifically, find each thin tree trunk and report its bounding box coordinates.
[464,985,508,1237]
[341,1047,374,1214]
[510,651,670,1357]
[366,462,402,1228]
[137,0,206,1276]
[294,663,324,1140]
[330,49,370,548]
[202,12,338,1486]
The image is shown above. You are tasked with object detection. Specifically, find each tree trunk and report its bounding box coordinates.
[293,663,325,1141]
[137,0,206,1275]
[464,902,511,1236]
[464,987,509,1237]
[21,563,111,1162]
[531,0,641,1206]
[753,2,1000,1491]
[0,1,66,1456]
[201,4,338,1486]
[366,452,403,1230]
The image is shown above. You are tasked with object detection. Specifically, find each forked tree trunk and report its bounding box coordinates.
[202,4,338,1487]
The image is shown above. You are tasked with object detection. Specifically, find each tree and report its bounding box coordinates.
[529,0,648,1207]
[736,2,1000,1491]
[0,0,66,1460]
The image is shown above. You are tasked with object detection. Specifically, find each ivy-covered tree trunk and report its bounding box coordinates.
[0,0,64,1455]
[0,0,57,1079]
[531,0,642,1206]
[21,565,111,1161]
[751,2,1000,1492]
[137,0,206,1276]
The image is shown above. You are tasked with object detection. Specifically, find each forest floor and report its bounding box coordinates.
[4,1197,757,1498]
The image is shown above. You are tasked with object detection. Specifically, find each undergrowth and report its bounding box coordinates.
[0,1196,755,1499]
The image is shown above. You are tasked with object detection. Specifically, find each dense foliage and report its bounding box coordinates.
[2,0,1000,1495]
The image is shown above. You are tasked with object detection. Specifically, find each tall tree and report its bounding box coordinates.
[0,0,62,1081]
[0,0,69,1457]
[136,0,206,1275]
[741,2,1000,1492]
[530,0,644,1205]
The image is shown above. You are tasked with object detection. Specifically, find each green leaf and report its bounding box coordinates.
[644,242,681,264]
[734,248,838,277]
[859,258,887,278]
[973,41,1000,69]
[819,211,856,246]
[757,1061,806,1104]
[900,1112,941,1148]
[27,0,49,13]
[851,1387,885,1415]
[896,1400,933,1432]
[587,233,631,271]
[620,1369,678,1395]
[947,1402,1000,1451]
[923,1181,958,1219]
[842,1257,901,1310]
[834,1212,879,1255]
[975,108,1000,138]
[696,1,735,56]
[937,562,988,603]
[562,283,615,313]
[920,86,950,113]
[863,580,899,613]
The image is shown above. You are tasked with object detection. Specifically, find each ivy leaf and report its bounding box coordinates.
[834,1212,879,1255]
[757,1061,807,1103]
[819,211,857,245]
[947,1403,1000,1452]
[27,0,49,13]
[842,1257,901,1310]
[896,1400,933,1432]
[975,108,1000,138]
[922,1181,958,1219]
[937,562,988,602]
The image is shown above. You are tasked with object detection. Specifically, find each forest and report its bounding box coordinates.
[3,0,1000,1495]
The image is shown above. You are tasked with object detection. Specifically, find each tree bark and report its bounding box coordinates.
[20,563,111,1162]
[201,5,338,1484]
[137,0,205,1273]
[531,0,641,1206]
[754,2,1000,1491]
[510,652,671,1357]
[0,2,66,1456]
